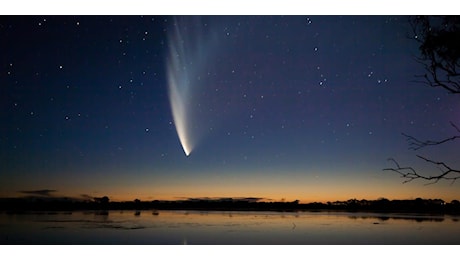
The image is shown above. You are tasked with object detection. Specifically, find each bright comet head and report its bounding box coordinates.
[167,68,194,157]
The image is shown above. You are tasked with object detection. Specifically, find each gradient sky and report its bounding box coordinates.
[1,16,459,203]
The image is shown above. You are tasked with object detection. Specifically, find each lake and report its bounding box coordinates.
[1,210,459,244]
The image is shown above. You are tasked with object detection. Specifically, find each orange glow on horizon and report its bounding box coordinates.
[5,169,460,204]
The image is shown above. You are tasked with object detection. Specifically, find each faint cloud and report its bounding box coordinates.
[19,189,57,196]
[80,194,94,200]
[242,197,265,203]
[184,197,266,202]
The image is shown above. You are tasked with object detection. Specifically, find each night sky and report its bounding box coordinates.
[1,16,459,203]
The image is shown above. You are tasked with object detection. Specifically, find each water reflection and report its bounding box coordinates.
[347,214,445,222]
[94,210,109,216]
[1,210,460,244]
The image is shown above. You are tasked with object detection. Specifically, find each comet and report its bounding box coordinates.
[166,18,194,156]
[167,65,192,156]
[166,17,221,156]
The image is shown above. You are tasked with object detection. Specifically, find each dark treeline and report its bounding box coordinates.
[1,196,460,215]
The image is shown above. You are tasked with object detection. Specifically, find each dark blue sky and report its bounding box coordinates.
[1,16,459,202]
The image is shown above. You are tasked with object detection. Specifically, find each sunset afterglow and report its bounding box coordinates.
[1,15,459,205]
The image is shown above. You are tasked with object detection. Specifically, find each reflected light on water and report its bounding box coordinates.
[1,210,460,244]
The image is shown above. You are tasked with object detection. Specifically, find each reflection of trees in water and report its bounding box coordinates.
[348,215,445,223]
[94,211,109,222]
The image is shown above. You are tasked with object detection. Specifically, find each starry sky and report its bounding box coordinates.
[1,15,459,203]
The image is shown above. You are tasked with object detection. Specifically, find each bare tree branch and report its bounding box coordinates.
[384,158,422,184]
[417,155,460,184]
[386,121,460,184]
[451,121,460,132]
[402,122,460,150]
[384,157,460,185]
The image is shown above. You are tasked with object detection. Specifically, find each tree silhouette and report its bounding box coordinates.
[94,196,110,204]
[410,16,460,94]
[384,16,460,184]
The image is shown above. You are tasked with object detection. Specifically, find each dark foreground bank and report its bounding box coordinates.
[1,197,460,215]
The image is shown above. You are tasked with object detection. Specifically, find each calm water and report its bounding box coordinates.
[1,210,459,244]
